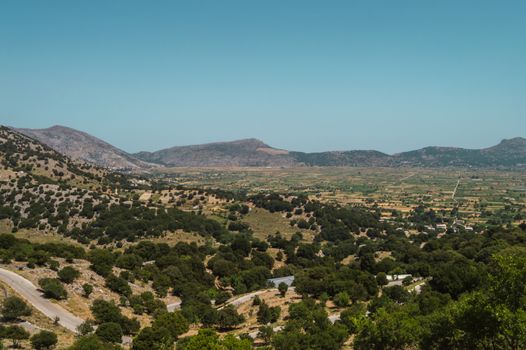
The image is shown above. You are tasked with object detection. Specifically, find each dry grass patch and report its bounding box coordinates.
[242,208,314,241]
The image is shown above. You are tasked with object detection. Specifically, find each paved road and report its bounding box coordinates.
[0,267,84,333]
[219,287,296,310]
[222,289,270,309]
[167,301,182,312]
[387,280,404,287]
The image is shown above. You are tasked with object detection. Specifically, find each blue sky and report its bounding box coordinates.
[1,0,525,153]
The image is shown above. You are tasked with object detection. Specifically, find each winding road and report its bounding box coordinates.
[218,287,297,310]
[0,267,84,333]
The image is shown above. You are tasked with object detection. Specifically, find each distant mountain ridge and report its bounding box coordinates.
[11,125,526,169]
[135,138,297,167]
[391,137,526,167]
[135,136,526,168]
[16,125,153,170]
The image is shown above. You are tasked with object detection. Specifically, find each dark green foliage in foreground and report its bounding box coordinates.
[345,251,526,350]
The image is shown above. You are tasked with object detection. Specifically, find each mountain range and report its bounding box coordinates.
[16,125,153,170]
[13,125,526,169]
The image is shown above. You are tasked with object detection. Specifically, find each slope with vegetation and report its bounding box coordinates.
[17,125,152,171]
[1,125,526,349]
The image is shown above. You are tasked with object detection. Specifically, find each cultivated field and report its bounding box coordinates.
[155,167,526,227]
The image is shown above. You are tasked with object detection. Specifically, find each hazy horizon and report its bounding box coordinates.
[2,0,526,153]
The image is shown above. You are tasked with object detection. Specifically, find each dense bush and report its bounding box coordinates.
[38,278,67,300]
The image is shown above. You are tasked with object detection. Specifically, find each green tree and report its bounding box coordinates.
[422,252,526,350]
[76,320,95,336]
[402,276,413,286]
[278,282,288,297]
[340,304,368,334]
[88,249,116,277]
[334,291,350,307]
[67,335,115,350]
[217,305,245,329]
[39,278,67,300]
[216,305,245,330]
[258,325,274,344]
[272,299,348,350]
[105,274,132,297]
[91,299,122,324]
[58,266,80,284]
[95,322,123,344]
[376,272,388,286]
[4,325,30,348]
[132,327,173,350]
[152,311,189,340]
[30,330,58,350]
[429,259,484,299]
[354,308,421,350]
[257,302,280,325]
[177,329,252,350]
[82,284,93,298]
[1,296,31,321]
[383,285,410,303]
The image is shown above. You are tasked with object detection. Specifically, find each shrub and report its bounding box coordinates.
[152,311,189,340]
[30,330,58,350]
[58,266,80,284]
[334,291,350,307]
[82,283,93,298]
[95,322,123,343]
[1,296,31,321]
[39,278,67,300]
[4,325,30,348]
[278,282,288,297]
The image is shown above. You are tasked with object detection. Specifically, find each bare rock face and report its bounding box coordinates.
[16,125,151,170]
